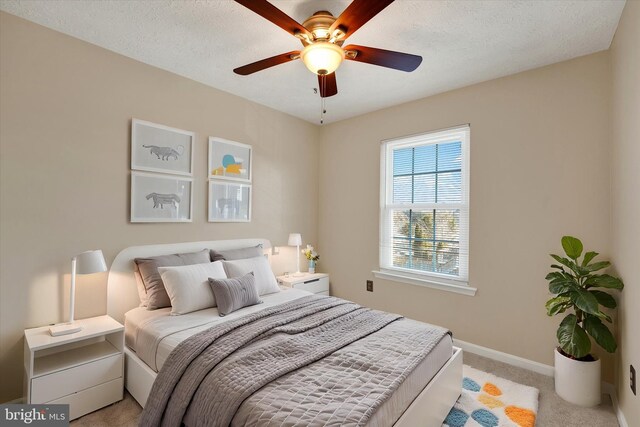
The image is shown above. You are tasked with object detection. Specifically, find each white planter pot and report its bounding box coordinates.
[554,347,601,407]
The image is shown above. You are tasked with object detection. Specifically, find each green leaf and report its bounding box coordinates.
[569,288,600,315]
[550,254,589,276]
[562,236,583,260]
[584,315,617,353]
[584,274,624,290]
[591,290,617,308]
[549,280,577,295]
[547,271,579,295]
[557,314,591,358]
[585,261,611,272]
[551,304,570,316]
[550,254,571,268]
[545,271,564,281]
[546,274,574,285]
[546,296,571,316]
[550,255,579,274]
[582,251,599,267]
[596,311,613,323]
[550,264,565,271]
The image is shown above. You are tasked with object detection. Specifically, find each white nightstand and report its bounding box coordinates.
[24,315,124,420]
[277,273,330,295]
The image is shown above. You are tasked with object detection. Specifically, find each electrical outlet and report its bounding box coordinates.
[631,365,636,395]
[366,280,373,292]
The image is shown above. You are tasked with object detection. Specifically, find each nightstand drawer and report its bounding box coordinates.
[292,276,329,294]
[49,377,123,420]
[31,353,122,403]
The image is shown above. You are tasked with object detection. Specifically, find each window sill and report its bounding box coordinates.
[372,270,477,296]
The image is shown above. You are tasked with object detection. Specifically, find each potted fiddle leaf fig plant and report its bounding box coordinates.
[545,236,624,407]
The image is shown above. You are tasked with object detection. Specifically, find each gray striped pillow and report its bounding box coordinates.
[208,272,262,316]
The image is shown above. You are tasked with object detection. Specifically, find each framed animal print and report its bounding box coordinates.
[131,119,194,176]
[208,137,252,182]
[131,172,193,222]
[208,181,251,222]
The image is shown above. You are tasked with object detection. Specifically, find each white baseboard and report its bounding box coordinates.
[455,339,629,427]
[453,338,555,377]
[603,383,629,427]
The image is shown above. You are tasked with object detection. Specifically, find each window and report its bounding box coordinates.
[376,125,472,295]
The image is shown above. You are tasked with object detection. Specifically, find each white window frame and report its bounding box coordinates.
[374,124,475,296]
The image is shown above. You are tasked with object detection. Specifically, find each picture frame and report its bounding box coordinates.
[208,137,252,182]
[131,171,193,223]
[208,181,252,222]
[131,119,194,176]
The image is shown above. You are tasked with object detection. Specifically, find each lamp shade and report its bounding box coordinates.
[300,42,345,75]
[288,233,302,246]
[75,250,107,274]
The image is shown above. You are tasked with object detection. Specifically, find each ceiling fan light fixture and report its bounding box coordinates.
[300,42,344,75]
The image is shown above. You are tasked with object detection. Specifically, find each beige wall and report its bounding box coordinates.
[319,52,614,378]
[611,1,640,425]
[0,12,320,402]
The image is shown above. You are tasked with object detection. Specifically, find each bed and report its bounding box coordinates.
[106,239,462,426]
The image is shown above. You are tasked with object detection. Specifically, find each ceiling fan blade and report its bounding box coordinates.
[329,0,395,39]
[234,51,300,75]
[318,73,338,98]
[343,45,422,72]
[234,0,311,38]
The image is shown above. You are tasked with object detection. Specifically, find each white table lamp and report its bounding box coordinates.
[288,233,302,276]
[50,250,108,336]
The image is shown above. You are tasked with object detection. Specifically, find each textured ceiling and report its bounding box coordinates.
[0,0,625,124]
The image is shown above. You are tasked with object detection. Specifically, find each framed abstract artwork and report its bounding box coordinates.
[208,181,251,222]
[131,119,194,176]
[131,172,193,222]
[208,137,252,182]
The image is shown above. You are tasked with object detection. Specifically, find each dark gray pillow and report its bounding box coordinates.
[134,249,210,310]
[208,272,262,316]
[210,244,263,262]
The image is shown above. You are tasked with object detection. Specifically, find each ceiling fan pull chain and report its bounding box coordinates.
[320,75,326,124]
[319,75,323,124]
[321,97,326,125]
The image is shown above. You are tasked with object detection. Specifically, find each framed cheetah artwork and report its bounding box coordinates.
[208,137,252,183]
[131,171,193,222]
[131,119,194,176]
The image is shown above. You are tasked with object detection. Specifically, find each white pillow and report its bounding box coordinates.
[158,261,227,315]
[223,256,280,296]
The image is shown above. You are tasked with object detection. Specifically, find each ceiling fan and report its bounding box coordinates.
[233,0,423,98]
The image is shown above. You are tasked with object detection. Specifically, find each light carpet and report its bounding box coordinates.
[443,365,539,427]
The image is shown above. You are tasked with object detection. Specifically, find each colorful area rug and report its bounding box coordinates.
[443,365,539,427]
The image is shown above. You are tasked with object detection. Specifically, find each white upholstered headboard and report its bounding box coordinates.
[106,239,271,323]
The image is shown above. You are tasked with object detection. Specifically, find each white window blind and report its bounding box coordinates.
[379,125,470,286]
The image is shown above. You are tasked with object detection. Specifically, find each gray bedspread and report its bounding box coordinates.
[140,295,449,427]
